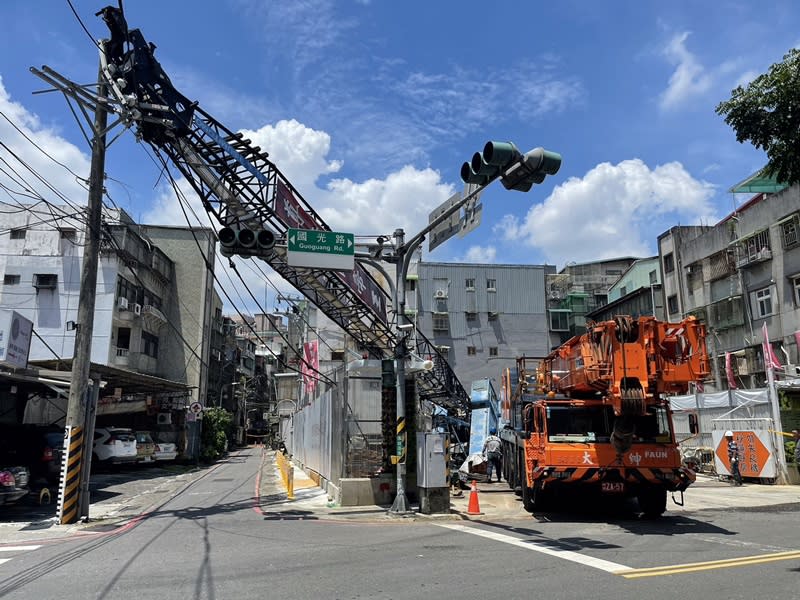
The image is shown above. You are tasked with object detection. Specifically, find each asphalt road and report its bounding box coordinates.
[0,448,798,599]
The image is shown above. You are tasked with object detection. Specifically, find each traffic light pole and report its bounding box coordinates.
[387,183,488,516]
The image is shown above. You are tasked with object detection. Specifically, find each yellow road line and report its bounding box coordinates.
[617,550,800,578]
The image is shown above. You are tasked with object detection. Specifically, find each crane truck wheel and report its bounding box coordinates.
[522,481,535,512]
[637,487,667,517]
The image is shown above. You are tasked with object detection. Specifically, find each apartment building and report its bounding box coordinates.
[0,202,215,426]
[658,183,800,391]
[411,261,557,385]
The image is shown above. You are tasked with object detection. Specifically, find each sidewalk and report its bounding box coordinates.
[263,456,800,521]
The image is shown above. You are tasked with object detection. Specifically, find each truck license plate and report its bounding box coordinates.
[601,482,625,493]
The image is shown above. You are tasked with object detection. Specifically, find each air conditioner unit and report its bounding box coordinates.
[133,303,142,315]
[757,248,772,260]
[156,413,172,425]
[736,357,750,375]
[434,289,447,299]
[118,297,129,310]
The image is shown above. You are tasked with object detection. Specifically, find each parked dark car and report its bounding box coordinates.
[0,425,65,485]
[0,466,29,506]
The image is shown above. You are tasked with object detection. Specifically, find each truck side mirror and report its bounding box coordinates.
[688,413,699,435]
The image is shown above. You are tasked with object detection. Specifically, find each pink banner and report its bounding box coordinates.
[761,321,782,371]
[302,340,319,394]
[725,352,737,389]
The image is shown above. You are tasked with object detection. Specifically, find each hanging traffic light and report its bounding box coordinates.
[218,225,276,257]
[381,358,396,390]
[460,141,562,192]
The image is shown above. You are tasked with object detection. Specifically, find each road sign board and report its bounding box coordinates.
[287,228,355,270]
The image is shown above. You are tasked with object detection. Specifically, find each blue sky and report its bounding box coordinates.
[1,1,797,313]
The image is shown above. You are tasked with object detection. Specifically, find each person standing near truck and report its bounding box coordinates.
[483,428,502,483]
[725,430,743,486]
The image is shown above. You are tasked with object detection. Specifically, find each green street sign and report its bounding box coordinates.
[287,228,355,270]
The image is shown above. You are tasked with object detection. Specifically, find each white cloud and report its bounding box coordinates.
[0,77,91,209]
[463,245,497,263]
[660,32,712,110]
[500,158,716,268]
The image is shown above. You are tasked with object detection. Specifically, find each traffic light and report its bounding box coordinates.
[218,225,276,257]
[460,141,562,192]
[381,358,396,390]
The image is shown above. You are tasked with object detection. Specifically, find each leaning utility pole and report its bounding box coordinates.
[59,47,109,525]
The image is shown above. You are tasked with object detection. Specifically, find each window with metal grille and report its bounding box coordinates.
[142,331,159,358]
[467,346,476,356]
[3,274,20,285]
[432,314,449,331]
[489,347,498,357]
[465,278,475,289]
[792,276,800,307]
[781,214,799,249]
[742,229,771,261]
[10,229,25,240]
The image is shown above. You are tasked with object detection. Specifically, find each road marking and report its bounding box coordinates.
[616,551,800,578]
[438,524,800,579]
[437,523,630,573]
[0,545,42,567]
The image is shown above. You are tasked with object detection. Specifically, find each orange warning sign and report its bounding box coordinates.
[715,431,771,477]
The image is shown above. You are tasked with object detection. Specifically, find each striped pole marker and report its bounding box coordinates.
[58,426,84,524]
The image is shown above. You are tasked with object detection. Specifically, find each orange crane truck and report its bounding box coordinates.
[499,315,708,516]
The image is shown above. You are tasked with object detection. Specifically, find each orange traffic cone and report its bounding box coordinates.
[467,480,482,515]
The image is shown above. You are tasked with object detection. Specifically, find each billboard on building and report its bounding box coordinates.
[0,310,33,369]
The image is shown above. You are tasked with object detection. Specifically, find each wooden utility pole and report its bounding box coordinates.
[59,48,109,524]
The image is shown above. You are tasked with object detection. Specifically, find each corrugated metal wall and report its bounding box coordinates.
[290,365,384,486]
[415,262,553,384]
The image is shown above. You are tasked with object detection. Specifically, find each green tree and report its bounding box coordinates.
[716,48,800,185]
[200,407,233,462]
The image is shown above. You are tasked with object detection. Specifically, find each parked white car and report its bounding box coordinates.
[93,428,137,465]
[153,441,178,461]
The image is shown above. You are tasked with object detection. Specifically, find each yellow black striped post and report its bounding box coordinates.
[58,425,84,524]
[391,416,406,465]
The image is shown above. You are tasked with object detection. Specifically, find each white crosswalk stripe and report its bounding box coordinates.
[0,545,41,565]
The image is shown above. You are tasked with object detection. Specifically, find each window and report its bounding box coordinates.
[781,214,799,249]
[432,314,449,331]
[59,228,76,240]
[489,347,498,357]
[488,312,499,321]
[742,229,771,261]
[9,229,25,240]
[465,278,475,289]
[467,346,476,356]
[620,286,627,296]
[648,270,657,284]
[752,286,774,318]
[549,309,570,332]
[466,311,477,322]
[435,345,450,357]
[663,253,675,273]
[486,278,496,291]
[793,276,800,307]
[141,331,159,358]
[406,279,417,292]
[3,274,20,285]
[33,273,58,290]
[667,294,679,315]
